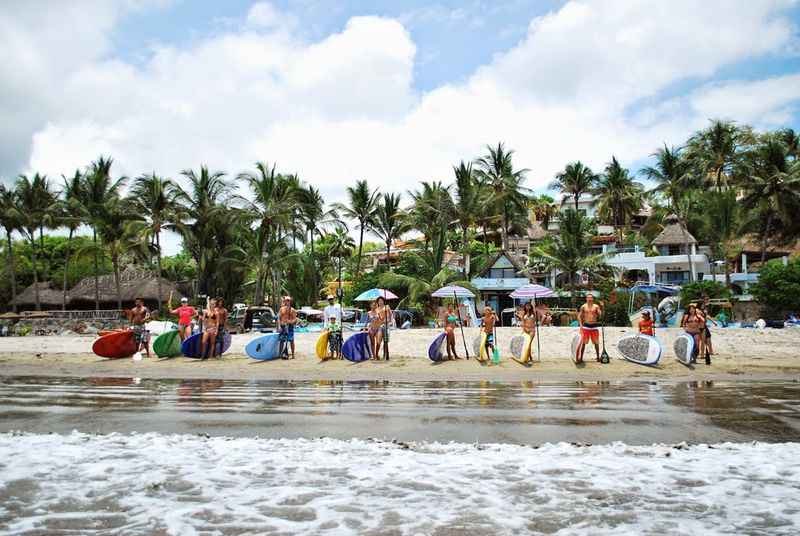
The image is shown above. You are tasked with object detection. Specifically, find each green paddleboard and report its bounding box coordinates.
[153,329,182,357]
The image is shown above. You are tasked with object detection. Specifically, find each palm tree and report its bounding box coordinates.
[333,180,380,279]
[593,156,644,240]
[700,190,743,288]
[741,137,800,262]
[369,193,409,271]
[328,227,355,302]
[642,145,698,281]
[474,142,530,250]
[174,165,232,298]
[82,157,126,309]
[57,170,87,309]
[408,181,455,273]
[96,198,141,309]
[685,119,749,191]
[531,209,611,302]
[529,194,557,230]
[550,161,597,211]
[235,162,298,305]
[778,128,798,160]
[0,184,21,311]
[380,255,474,314]
[130,173,179,311]
[453,161,481,276]
[14,175,47,310]
[298,185,341,300]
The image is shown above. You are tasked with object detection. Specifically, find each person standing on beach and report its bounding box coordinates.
[171,297,196,341]
[126,297,152,357]
[444,303,460,360]
[638,310,655,336]
[323,295,342,358]
[680,303,705,363]
[699,294,715,356]
[374,296,392,360]
[367,301,381,357]
[278,296,297,359]
[199,298,218,360]
[576,294,603,363]
[481,306,499,363]
[213,297,229,358]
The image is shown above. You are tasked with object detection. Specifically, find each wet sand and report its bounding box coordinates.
[1,327,799,382]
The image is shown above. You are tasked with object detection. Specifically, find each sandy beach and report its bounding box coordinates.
[1,327,799,382]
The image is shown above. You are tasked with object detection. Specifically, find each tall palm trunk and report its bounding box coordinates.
[678,216,695,283]
[574,196,579,212]
[155,230,163,312]
[28,231,40,311]
[385,239,392,272]
[93,227,100,310]
[38,226,47,282]
[309,226,317,299]
[462,227,470,277]
[62,228,74,310]
[112,255,122,310]
[356,224,365,278]
[760,212,773,263]
[501,207,509,251]
[6,231,17,312]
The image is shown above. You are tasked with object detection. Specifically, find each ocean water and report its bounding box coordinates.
[1,433,799,535]
[1,377,800,535]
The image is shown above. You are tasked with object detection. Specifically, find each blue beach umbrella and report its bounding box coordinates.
[353,288,399,302]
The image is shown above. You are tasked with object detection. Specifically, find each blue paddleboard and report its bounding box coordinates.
[245,333,282,360]
[428,332,447,362]
[342,332,372,362]
[181,332,232,359]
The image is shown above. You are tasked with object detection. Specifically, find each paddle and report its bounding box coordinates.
[383,293,390,361]
[454,291,470,359]
[492,323,500,365]
[600,306,610,364]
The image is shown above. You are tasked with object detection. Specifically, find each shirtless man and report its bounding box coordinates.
[278,296,297,359]
[576,294,603,363]
[126,297,151,358]
[213,297,229,358]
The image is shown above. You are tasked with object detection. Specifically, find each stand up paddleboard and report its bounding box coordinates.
[316,330,330,360]
[246,333,282,361]
[674,333,695,366]
[428,332,447,362]
[570,333,583,365]
[510,333,534,366]
[182,332,232,359]
[341,332,372,362]
[153,329,182,358]
[472,333,489,363]
[617,334,662,366]
[92,330,137,359]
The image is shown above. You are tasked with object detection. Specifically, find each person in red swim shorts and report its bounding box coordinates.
[576,294,603,363]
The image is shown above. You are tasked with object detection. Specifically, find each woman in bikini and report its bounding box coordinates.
[367,301,381,359]
[199,298,218,360]
[374,296,392,361]
[444,303,460,360]
[680,303,705,362]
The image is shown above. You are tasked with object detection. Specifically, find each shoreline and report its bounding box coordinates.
[1,327,799,383]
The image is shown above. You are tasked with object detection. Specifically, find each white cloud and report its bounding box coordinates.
[2,0,799,231]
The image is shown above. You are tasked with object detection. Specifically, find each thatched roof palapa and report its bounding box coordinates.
[68,265,183,305]
[10,282,66,307]
[652,214,697,246]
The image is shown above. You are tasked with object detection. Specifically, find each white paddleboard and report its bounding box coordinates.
[618,334,662,366]
[570,333,582,364]
[674,333,695,366]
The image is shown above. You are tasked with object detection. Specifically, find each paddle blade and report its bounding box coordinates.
[492,347,500,364]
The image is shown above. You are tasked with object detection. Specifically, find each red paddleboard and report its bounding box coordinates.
[98,329,123,337]
[92,330,137,359]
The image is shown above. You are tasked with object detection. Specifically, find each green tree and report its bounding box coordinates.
[408,181,454,273]
[685,119,750,192]
[0,184,21,311]
[129,173,179,310]
[698,189,743,288]
[298,185,341,300]
[236,162,298,305]
[751,258,800,313]
[369,192,409,271]
[474,142,529,250]
[94,198,141,308]
[14,174,54,310]
[593,156,644,239]
[453,161,481,276]
[82,156,127,309]
[380,254,474,314]
[328,227,355,302]
[56,170,88,309]
[174,165,232,297]
[550,161,597,211]
[333,179,380,279]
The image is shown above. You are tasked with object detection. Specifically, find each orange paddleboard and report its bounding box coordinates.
[92,330,137,359]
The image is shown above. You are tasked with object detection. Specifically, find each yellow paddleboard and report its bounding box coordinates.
[479,332,488,361]
[316,330,330,359]
[522,332,533,362]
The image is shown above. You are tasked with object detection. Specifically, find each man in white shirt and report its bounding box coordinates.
[323,295,342,328]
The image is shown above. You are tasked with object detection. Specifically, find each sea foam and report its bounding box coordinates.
[1,432,799,535]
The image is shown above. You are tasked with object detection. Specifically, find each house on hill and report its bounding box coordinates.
[471,251,531,322]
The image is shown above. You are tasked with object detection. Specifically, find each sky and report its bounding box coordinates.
[2,0,800,255]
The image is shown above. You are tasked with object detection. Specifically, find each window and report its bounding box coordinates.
[667,245,682,256]
[658,271,689,284]
[489,268,517,279]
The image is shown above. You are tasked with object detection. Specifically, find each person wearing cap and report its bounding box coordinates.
[278,296,298,359]
[638,310,655,336]
[171,297,197,341]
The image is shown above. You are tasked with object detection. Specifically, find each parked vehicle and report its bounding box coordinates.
[228,306,276,333]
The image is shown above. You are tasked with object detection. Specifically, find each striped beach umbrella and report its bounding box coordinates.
[353,288,399,302]
[509,284,555,299]
[430,285,475,299]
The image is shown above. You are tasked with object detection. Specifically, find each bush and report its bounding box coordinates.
[342,268,386,306]
[751,259,800,313]
[602,299,630,327]
[680,281,730,304]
